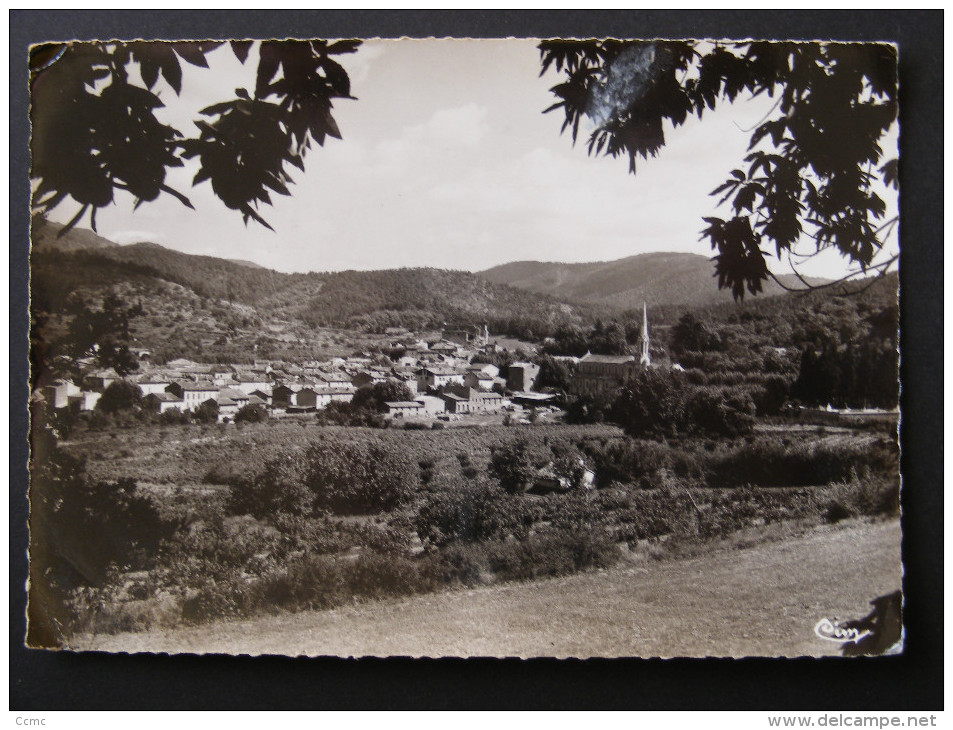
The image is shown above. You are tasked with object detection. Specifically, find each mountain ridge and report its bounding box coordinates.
[29,221,592,362]
[478,252,830,310]
[29,221,893,369]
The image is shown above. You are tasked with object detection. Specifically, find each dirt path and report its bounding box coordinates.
[70,518,901,658]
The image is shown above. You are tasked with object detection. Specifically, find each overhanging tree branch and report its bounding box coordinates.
[540,39,899,300]
[30,39,361,235]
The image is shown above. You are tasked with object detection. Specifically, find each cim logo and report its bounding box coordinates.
[814,617,871,643]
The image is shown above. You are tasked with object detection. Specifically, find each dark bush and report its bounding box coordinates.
[483,528,618,582]
[415,480,532,546]
[682,386,755,438]
[192,399,220,423]
[227,447,314,518]
[155,516,290,590]
[270,513,352,554]
[564,392,617,425]
[708,436,898,488]
[612,369,684,438]
[42,474,177,584]
[489,436,535,494]
[421,543,489,587]
[158,407,189,425]
[612,370,755,439]
[824,475,900,523]
[304,441,417,515]
[235,404,268,423]
[254,552,438,613]
[583,439,675,487]
[182,575,256,624]
[825,499,856,524]
[96,380,143,414]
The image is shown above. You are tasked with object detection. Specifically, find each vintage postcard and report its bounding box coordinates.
[27,37,901,658]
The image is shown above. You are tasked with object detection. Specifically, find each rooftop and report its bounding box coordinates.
[218,388,250,399]
[175,381,220,392]
[580,353,635,364]
[424,366,464,376]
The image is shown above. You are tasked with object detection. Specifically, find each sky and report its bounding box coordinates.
[44,39,899,279]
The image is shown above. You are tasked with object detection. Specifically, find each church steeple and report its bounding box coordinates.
[639,302,651,366]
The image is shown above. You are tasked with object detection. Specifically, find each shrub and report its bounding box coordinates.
[67,584,181,635]
[270,513,351,554]
[192,399,220,423]
[612,370,756,439]
[681,387,755,438]
[824,474,900,523]
[546,492,606,532]
[708,436,898,488]
[415,480,532,546]
[254,555,347,612]
[182,575,256,624]
[483,528,618,582]
[234,404,268,423]
[254,552,438,614]
[96,380,143,414]
[227,447,314,518]
[564,392,617,425]
[158,407,188,425]
[421,543,489,587]
[44,476,177,583]
[489,436,535,494]
[303,441,417,515]
[616,487,698,542]
[583,439,675,487]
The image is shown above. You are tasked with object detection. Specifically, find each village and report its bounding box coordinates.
[37,299,897,433]
[36,323,579,425]
[36,299,658,428]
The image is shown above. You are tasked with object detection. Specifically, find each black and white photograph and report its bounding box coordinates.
[26,35,904,660]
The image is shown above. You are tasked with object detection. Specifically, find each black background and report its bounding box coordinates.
[10,10,943,710]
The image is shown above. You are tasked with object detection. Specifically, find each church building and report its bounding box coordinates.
[569,303,652,398]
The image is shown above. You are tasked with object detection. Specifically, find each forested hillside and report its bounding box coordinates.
[31,219,897,395]
[665,274,900,410]
[286,268,585,334]
[30,222,591,361]
[479,252,829,310]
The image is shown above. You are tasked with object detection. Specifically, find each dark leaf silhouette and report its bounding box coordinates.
[541,40,898,299]
[230,40,253,63]
[31,39,360,233]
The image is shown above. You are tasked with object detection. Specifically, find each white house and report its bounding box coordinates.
[418,366,466,392]
[143,392,185,414]
[166,381,220,412]
[136,378,173,396]
[41,379,81,409]
[67,391,101,412]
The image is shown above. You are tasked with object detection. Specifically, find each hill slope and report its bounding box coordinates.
[478,252,828,310]
[30,222,591,362]
[30,216,120,253]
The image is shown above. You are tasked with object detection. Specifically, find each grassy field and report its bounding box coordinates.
[68,517,902,657]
